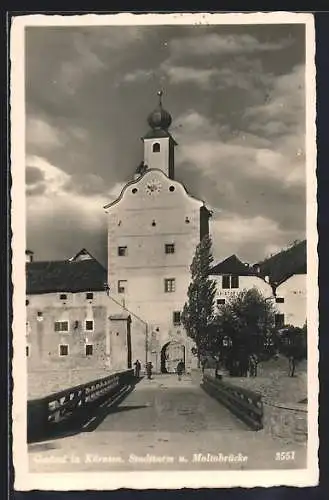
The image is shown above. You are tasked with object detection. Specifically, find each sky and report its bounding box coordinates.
[25,22,306,267]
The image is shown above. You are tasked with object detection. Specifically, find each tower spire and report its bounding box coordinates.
[157,89,163,107]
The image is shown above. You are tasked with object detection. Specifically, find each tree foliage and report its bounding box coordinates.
[277,323,307,361]
[181,235,217,358]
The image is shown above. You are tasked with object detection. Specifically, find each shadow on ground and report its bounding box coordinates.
[28,377,144,445]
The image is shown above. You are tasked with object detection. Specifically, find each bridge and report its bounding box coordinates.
[28,371,307,472]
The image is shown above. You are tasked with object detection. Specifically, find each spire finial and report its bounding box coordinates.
[157,89,163,107]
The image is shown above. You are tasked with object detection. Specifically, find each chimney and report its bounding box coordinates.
[25,250,34,263]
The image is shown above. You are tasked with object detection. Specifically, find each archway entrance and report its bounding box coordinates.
[160,341,185,374]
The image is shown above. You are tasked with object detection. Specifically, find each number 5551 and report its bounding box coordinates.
[275,451,295,461]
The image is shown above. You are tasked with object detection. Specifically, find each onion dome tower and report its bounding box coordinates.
[142,90,177,179]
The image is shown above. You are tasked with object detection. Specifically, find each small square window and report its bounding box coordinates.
[173,311,181,325]
[85,344,93,356]
[37,311,43,317]
[85,320,94,331]
[118,246,127,256]
[165,278,176,293]
[59,344,69,356]
[165,244,175,254]
[217,299,226,305]
[118,280,127,294]
[60,294,67,300]
[276,297,284,303]
[86,292,94,300]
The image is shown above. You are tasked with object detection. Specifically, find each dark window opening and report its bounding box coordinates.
[231,276,239,289]
[185,217,190,224]
[59,344,69,356]
[169,185,175,192]
[276,297,285,303]
[275,314,285,328]
[37,311,43,317]
[54,321,69,332]
[165,278,176,293]
[86,292,94,300]
[118,280,127,294]
[85,320,94,331]
[26,345,30,357]
[60,294,67,300]
[173,311,181,325]
[222,276,230,289]
[85,344,93,356]
[165,243,175,254]
[152,142,160,153]
[217,299,226,305]
[118,246,127,256]
[152,220,156,227]
[26,299,29,306]
[132,188,138,194]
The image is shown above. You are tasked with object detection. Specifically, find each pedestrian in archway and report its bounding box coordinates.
[134,359,141,378]
[146,361,153,380]
[176,359,185,381]
[288,355,295,377]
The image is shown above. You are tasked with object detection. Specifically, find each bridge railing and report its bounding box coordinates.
[201,374,263,430]
[27,369,134,441]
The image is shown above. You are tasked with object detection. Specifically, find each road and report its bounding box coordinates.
[28,374,306,472]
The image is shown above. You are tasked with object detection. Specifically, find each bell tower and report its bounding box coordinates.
[142,90,177,179]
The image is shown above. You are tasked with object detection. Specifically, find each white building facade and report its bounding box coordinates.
[104,92,211,373]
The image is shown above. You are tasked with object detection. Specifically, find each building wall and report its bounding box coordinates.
[106,169,203,372]
[275,274,307,328]
[26,291,147,372]
[211,274,273,310]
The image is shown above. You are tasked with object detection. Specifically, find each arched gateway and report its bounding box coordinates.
[160,340,185,374]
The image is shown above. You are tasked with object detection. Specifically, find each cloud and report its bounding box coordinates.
[122,69,154,84]
[26,165,45,185]
[168,33,293,59]
[210,214,302,263]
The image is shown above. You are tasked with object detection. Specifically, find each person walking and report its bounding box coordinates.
[176,360,185,381]
[146,361,153,380]
[134,359,141,378]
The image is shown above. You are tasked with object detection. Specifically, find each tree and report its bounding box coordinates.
[214,288,277,376]
[181,235,217,365]
[277,323,307,376]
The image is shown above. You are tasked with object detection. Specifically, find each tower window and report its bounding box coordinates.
[165,243,175,254]
[164,278,176,293]
[118,246,127,256]
[276,297,285,303]
[173,311,181,325]
[85,344,93,356]
[26,345,30,357]
[132,188,138,194]
[85,320,94,331]
[86,292,94,300]
[59,294,67,300]
[152,142,160,153]
[169,185,175,192]
[118,280,127,294]
[59,344,69,356]
[54,321,69,333]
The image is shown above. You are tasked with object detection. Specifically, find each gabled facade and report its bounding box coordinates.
[104,93,211,373]
[210,254,273,310]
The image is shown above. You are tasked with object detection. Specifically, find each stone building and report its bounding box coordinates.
[25,248,147,374]
[104,92,212,373]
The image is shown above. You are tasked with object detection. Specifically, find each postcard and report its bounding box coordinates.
[11,11,318,490]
